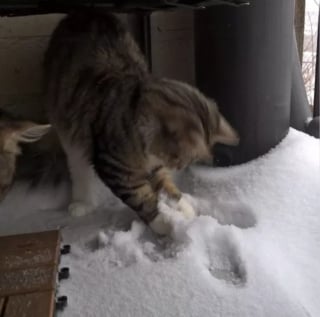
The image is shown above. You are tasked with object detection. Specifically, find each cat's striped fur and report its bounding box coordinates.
[44,12,239,234]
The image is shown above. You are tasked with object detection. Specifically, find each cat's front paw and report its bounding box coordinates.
[176,196,196,219]
[149,213,172,236]
[68,201,95,217]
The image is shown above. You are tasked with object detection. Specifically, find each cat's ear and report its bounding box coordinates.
[14,123,51,143]
[1,121,51,154]
[213,115,239,146]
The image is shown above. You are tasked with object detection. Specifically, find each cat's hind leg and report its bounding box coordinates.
[61,140,103,217]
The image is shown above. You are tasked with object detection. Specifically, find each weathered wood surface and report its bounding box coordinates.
[0,230,61,317]
[4,291,55,317]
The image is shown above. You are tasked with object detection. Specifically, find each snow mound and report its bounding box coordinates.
[0,128,319,317]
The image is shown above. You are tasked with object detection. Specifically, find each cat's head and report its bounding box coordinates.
[0,110,51,199]
[140,79,239,169]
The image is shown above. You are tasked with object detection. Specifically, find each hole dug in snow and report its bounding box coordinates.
[85,194,250,283]
[207,229,247,286]
[180,217,248,287]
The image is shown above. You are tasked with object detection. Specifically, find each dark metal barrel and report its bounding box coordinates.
[195,0,295,164]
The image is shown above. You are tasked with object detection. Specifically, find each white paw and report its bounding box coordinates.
[68,201,95,217]
[176,197,196,219]
[149,213,172,236]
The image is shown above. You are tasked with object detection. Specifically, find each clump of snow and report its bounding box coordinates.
[0,128,319,317]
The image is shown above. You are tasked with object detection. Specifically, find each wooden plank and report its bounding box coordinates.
[0,231,61,316]
[0,230,61,297]
[0,230,61,271]
[0,266,56,297]
[5,291,55,317]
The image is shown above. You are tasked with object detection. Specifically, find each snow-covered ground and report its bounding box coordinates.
[0,128,319,317]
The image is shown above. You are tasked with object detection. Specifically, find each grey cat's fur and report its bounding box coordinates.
[44,12,238,234]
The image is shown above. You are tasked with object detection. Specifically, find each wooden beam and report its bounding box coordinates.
[294,0,306,64]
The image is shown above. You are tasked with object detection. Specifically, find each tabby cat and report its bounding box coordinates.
[44,12,239,234]
[0,110,51,200]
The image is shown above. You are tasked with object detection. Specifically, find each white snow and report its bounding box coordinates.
[0,128,319,317]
